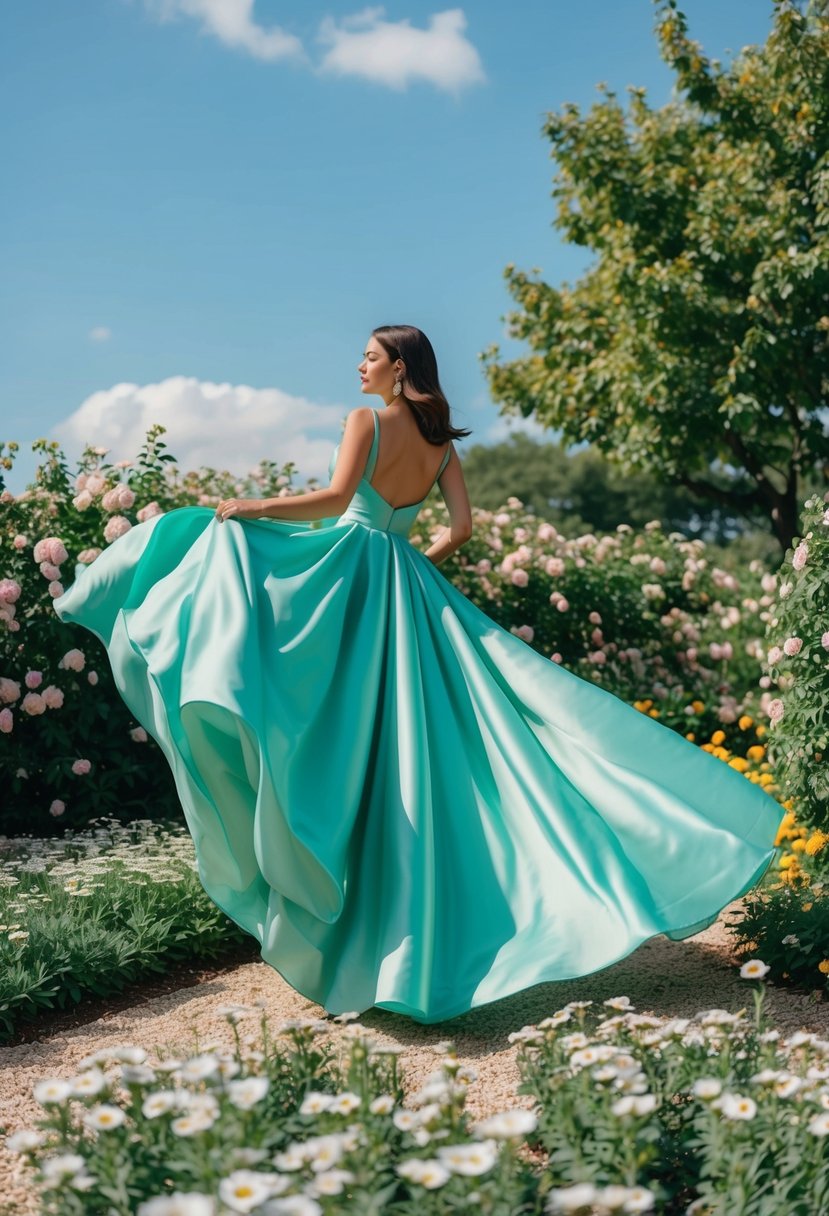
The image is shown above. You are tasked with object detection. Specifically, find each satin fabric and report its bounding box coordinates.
[54,409,785,1023]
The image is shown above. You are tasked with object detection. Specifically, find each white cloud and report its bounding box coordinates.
[316,7,485,94]
[88,326,112,342]
[51,376,348,482]
[142,0,307,62]
[139,2,484,93]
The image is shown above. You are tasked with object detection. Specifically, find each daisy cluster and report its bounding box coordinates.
[511,963,829,1214]
[6,1006,545,1215]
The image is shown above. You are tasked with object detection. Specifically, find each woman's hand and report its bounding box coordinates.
[214,497,265,523]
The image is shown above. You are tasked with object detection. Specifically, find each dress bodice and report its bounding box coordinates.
[327,408,451,538]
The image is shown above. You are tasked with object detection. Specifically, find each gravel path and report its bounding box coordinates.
[2,898,826,1214]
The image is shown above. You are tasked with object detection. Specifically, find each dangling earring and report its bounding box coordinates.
[392,375,403,397]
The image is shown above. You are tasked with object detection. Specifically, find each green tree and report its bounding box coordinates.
[481,0,829,554]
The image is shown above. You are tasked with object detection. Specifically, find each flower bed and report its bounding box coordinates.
[4,966,828,1215]
[0,818,249,1043]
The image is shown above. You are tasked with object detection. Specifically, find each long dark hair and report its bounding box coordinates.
[371,325,472,445]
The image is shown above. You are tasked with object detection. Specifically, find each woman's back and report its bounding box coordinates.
[367,408,451,510]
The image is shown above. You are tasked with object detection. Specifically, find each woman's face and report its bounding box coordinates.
[358,337,401,395]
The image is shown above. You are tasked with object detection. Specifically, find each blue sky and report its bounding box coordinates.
[2,0,777,492]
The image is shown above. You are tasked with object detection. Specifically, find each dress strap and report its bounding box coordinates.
[364,409,380,480]
[436,441,452,480]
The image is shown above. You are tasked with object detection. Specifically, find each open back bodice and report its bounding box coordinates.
[328,408,451,538]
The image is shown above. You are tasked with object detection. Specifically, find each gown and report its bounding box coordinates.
[53,407,786,1024]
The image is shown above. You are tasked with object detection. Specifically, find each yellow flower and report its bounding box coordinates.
[819,960,829,976]
[728,757,749,772]
[685,732,696,742]
[805,831,829,856]
[738,715,753,730]
[648,709,660,718]
[758,773,774,786]
[803,902,814,912]
[792,838,806,852]
[756,725,767,738]
[711,730,726,746]
[778,854,796,869]
[747,745,765,761]
[691,700,704,713]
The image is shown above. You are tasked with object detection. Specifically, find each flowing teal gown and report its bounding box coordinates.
[54,409,785,1023]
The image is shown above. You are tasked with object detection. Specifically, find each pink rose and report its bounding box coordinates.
[84,474,106,496]
[792,542,808,571]
[130,726,148,742]
[12,534,28,550]
[101,487,121,511]
[33,537,68,566]
[71,758,91,775]
[0,579,21,603]
[104,515,132,543]
[76,547,102,565]
[546,557,565,577]
[75,472,88,492]
[118,486,136,509]
[49,799,66,817]
[588,650,607,665]
[60,649,85,672]
[87,671,99,685]
[72,490,93,511]
[588,611,602,624]
[768,698,785,725]
[514,624,534,642]
[511,569,529,588]
[42,685,64,709]
[0,678,21,704]
[767,646,783,665]
[556,597,569,612]
[48,581,64,598]
[822,631,829,651]
[21,691,46,715]
[40,562,61,580]
[24,671,42,689]
[550,652,562,663]
[783,636,803,656]
[0,708,12,733]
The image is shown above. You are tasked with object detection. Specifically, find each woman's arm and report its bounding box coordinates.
[257,488,348,521]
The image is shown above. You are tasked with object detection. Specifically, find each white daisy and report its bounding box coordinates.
[83,1104,127,1131]
[226,1076,270,1110]
[473,1109,538,1138]
[395,1158,451,1188]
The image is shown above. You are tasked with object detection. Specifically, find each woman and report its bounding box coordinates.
[54,324,784,1025]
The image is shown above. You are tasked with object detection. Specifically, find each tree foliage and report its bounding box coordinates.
[481,0,829,553]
